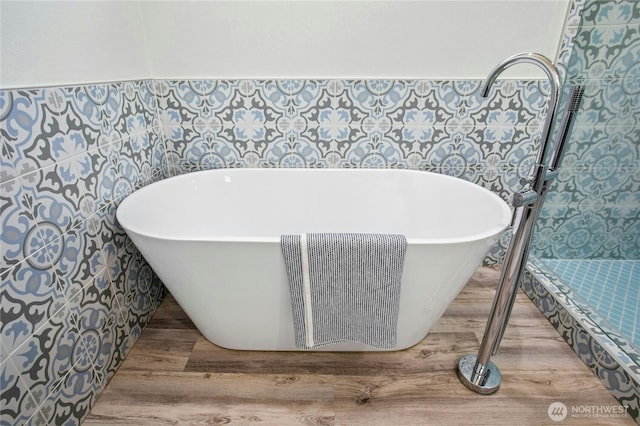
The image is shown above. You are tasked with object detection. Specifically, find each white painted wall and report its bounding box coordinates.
[0,0,150,88]
[1,0,569,88]
[144,0,570,80]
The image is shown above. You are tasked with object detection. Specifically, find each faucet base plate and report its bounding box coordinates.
[457,354,502,395]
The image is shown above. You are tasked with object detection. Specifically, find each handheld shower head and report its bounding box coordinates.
[550,85,584,172]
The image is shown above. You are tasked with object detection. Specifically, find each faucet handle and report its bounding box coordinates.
[509,190,538,208]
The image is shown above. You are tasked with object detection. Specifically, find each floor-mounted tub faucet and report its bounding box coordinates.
[458,52,563,394]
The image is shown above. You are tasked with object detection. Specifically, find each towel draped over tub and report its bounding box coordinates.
[281,233,407,350]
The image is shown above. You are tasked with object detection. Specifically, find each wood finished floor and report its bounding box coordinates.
[86,268,633,425]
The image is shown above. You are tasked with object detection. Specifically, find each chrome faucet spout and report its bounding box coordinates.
[480,52,560,98]
[480,53,561,182]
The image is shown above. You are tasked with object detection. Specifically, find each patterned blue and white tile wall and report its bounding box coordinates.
[156,79,549,189]
[532,0,640,260]
[1,82,167,424]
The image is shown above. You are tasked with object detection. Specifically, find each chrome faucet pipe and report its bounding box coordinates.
[488,84,585,355]
[458,53,561,395]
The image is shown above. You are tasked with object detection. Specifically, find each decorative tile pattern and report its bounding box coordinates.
[156,78,550,197]
[555,0,587,82]
[534,0,640,261]
[1,353,41,424]
[1,81,165,425]
[524,260,640,423]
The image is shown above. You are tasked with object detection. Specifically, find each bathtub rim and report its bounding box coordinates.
[116,167,512,246]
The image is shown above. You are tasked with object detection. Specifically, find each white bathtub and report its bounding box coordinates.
[116,168,511,351]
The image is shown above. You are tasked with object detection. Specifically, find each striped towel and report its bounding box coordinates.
[281,233,407,350]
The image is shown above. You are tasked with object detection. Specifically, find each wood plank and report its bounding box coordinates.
[86,267,635,425]
[145,295,197,330]
[184,332,480,376]
[85,371,335,425]
[118,328,201,372]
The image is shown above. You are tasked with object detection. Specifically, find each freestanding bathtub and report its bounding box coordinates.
[116,168,511,351]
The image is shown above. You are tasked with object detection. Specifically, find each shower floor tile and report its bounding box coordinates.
[542,259,640,351]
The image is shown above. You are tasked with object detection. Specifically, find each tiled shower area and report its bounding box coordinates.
[543,259,639,350]
[1,0,639,424]
[525,0,640,420]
